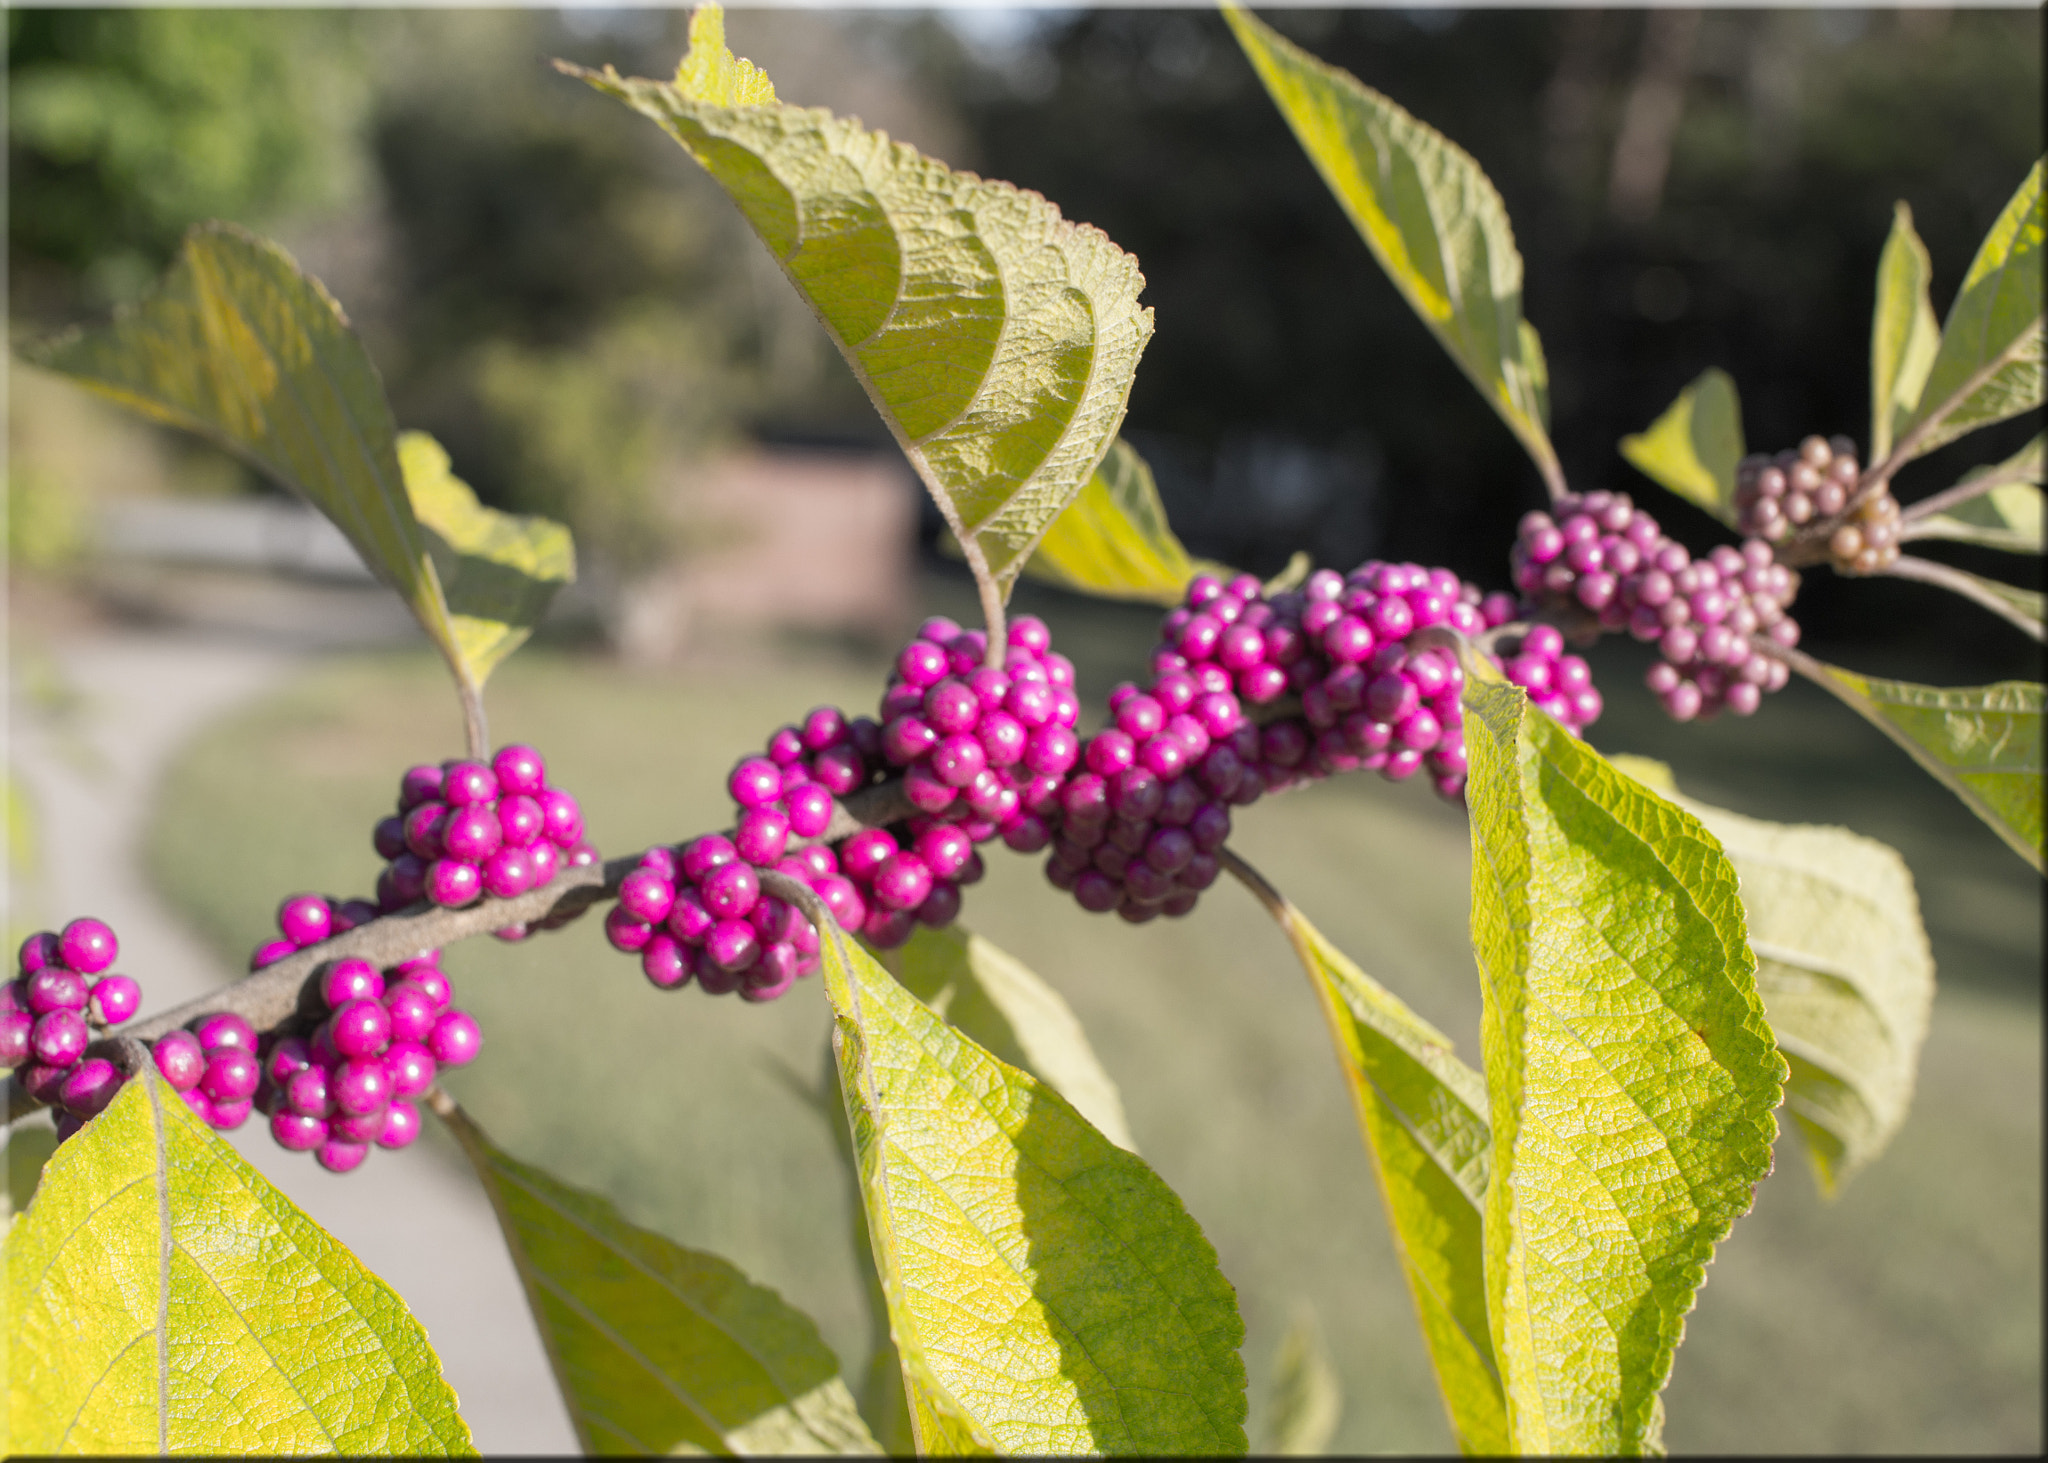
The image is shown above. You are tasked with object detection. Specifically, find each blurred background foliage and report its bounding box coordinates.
[10,5,2039,669]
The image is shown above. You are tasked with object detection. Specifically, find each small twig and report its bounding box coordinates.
[1880,555,2043,640]
[1218,846,1289,922]
[1898,461,2041,528]
[458,679,491,762]
[956,537,1010,672]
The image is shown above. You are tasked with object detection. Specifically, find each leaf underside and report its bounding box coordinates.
[3,1069,473,1456]
[1804,667,2045,874]
[1020,438,1198,605]
[1869,201,1942,462]
[440,1104,878,1456]
[21,223,466,676]
[397,432,576,691]
[568,7,1153,598]
[1619,367,1745,525]
[1462,682,1785,1455]
[1910,436,2045,553]
[816,916,1248,1455]
[1224,5,1560,490]
[1610,757,1936,1196]
[886,924,1138,1153]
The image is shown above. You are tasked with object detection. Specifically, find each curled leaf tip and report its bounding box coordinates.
[676,3,778,106]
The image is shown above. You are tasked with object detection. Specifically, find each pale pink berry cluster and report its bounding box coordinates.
[372,745,595,914]
[1512,491,1798,720]
[2,920,138,1139]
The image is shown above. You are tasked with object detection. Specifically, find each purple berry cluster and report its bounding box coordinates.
[372,745,596,916]
[150,952,480,1173]
[1043,565,1511,923]
[1512,491,1799,721]
[249,891,381,971]
[2,920,138,1139]
[607,837,825,1001]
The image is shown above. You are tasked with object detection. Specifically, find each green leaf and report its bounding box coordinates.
[1892,158,2045,462]
[1461,682,1785,1455]
[1020,439,1198,606]
[1232,858,1505,1453]
[1618,367,1745,525]
[2,1068,473,1456]
[1261,1306,1342,1456]
[19,223,463,676]
[439,1103,878,1456]
[1224,6,1562,494]
[1908,435,2045,552]
[1804,666,2045,873]
[1869,202,1942,461]
[885,925,1138,1153]
[814,911,1248,1454]
[566,5,1153,599]
[672,3,777,106]
[398,432,576,691]
[1609,758,1935,1196]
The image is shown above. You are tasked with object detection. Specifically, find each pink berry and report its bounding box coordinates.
[427,859,483,907]
[200,1048,260,1104]
[87,975,142,1027]
[317,1139,370,1173]
[152,1031,206,1091]
[385,1040,437,1097]
[482,846,535,900]
[60,1058,124,1117]
[193,1011,256,1055]
[378,1101,422,1149]
[496,794,545,848]
[320,958,385,1009]
[331,998,393,1059]
[491,744,547,796]
[271,1110,328,1152]
[442,760,499,806]
[427,1011,483,1067]
[538,788,585,847]
[286,1065,334,1117]
[333,1057,392,1114]
[266,1036,314,1088]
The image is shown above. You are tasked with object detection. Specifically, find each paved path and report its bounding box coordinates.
[9,628,579,1454]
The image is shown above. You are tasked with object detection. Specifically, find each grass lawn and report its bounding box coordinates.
[145,580,2040,1454]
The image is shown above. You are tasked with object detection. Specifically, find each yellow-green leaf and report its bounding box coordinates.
[1619,367,1745,525]
[886,925,1137,1153]
[1870,202,1942,461]
[672,3,776,106]
[1260,1306,1342,1456]
[1610,757,1935,1196]
[440,1103,878,1456]
[2,1068,473,1456]
[1893,158,2045,462]
[1907,435,2045,553]
[1224,6,1562,494]
[566,5,1153,599]
[1021,438,1198,605]
[398,432,576,691]
[19,224,462,670]
[815,914,1248,1454]
[1462,682,1785,1455]
[1233,858,1505,1454]
[1804,666,2045,873]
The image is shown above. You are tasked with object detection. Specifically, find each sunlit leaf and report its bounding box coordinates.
[20,223,462,669]
[1803,666,2045,873]
[1224,6,1562,493]
[1892,158,2044,461]
[440,1103,877,1456]
[886,925,1137,1153]
[1462,682,1785,1455]
[1610,758,1935,1196]
[1908,435,2045,553]
[1021,439,1197,605]
[1261,1306,1341,1456]
[1619,368,1745,525]
[566,5,1153,599]
[398,432,576,691]
[815,914,1248,1455]
[1869,202,1942,461]
[1233,858,1504,1453]
[2,1069,473,1456]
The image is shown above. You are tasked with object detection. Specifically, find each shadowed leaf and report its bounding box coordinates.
[815,912,1248,1455]
[1225,5,1561,493]
[1022,439,1199,605]
[1909,436,2045,553]
[1462,683,1784,1454]
[1620,368,1745,525]
[441,1104,878,1456]
[1235,858,1505,1453]
[1611,757,1936,1196]
[1893,158,2044,461]
[565,5,1152,600]
[1261,1306,1342,1455]
[398,432,576,691]
[1869,202,1942,461]
[2,1069,473,1456]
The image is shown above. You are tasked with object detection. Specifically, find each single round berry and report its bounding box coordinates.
[152,1031,206,1091]
[0,1010,32,1068]
[332,1058,392,1115]
[286,1065,334,1117]
[378,1101,423,1150]
[18,931,61,976]
[60,1058,124,1118]
[331,998,393,1060]
[729,758,783,809]
[277,894,334,948]
[193,1011,257,1055]
[211,1098,254,1131]
[200,1048,261,1104]
[538,789,585,846]
[428,1011,483,1067]
[398,764,445,812]
[481,846,535,900]
[266,1036,315,1087]
[87,975,142,1027]
[427,859,484,907]
[271,1110,328,1152]
[59,918,118,976]
[442,760,499,806]
[491,744,548,796]
[27,966,88,1015]
[317,1139,370,1174]
[321,958,385,1009]
[385,1040,436,1097]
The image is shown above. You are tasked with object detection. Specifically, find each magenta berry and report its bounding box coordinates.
[317,1139,370,1173]
[286,1065,334,1117]
[193,1011,257,1054]
[200,1048,261,1104]
[442,760,499,806]
[331,998,394,1059]
[321,958,385,1008]
[276,894,334,948]
[60,1058,124,1118]
[27,966,88,1015]
[378,1101,423,1150]
[332,1057,392,1115]
[427,859,483,907]
[152,1031,206,1091]
[0,1011,32,1068]
[492,743,547,795]
[18,931,61,975]
[271,1110,327,1152]
[427,1010,483,1067]
[266,1036,314,1087]
[57,918,117,976]
[87,974,142,1027]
